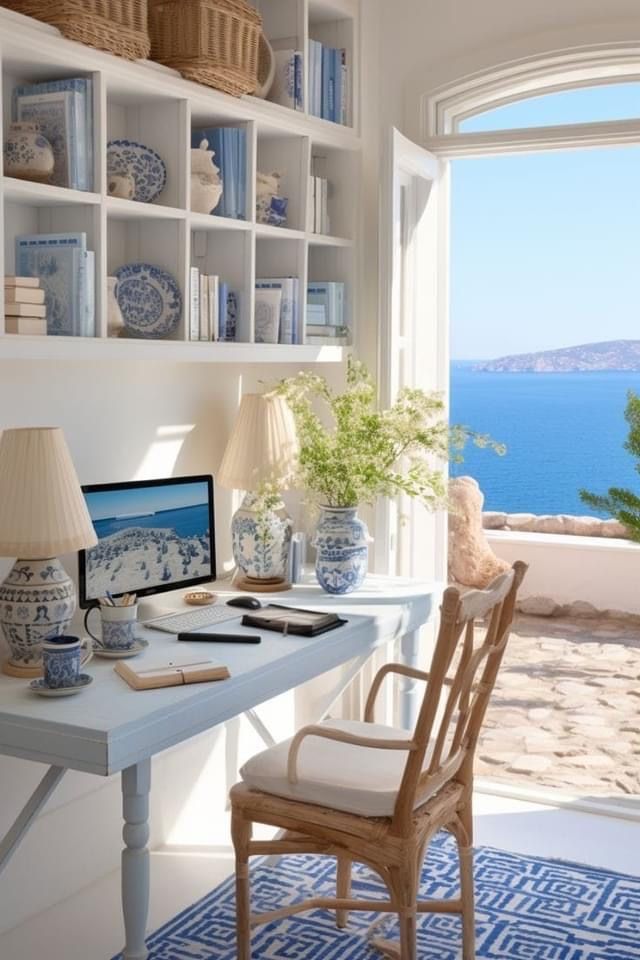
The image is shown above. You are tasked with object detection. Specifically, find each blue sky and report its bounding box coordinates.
[451,83,640,360]
[85,481,209,521]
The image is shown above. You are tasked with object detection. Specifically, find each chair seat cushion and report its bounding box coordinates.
[239,718,425,817]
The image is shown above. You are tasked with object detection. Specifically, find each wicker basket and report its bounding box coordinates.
[2,0,150,60]
[148,0,263,97]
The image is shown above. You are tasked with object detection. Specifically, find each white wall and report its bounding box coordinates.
[0,357,336,934]
[488,530,640,614]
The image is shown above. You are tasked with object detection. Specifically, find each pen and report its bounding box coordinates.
[177,632,262,644]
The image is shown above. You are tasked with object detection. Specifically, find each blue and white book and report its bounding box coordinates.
[270,49,297,110]
[81,250,95,337]
[294,52,304,111]
[333,48,343,125]
[189,267,200,341]
[256,277,300,344]
[16,232,87,336]
[225,291,238,342]
[14,77,93,190]
[309,40,323,117]
[218,282,229,340]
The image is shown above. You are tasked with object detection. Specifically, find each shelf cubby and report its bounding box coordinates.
[256,130,308,232]
[310,142,356,239]
[190,227,253,343]
[106,85,188,210]
[107,213,187,341]
[307,0,357,130]
[307,241,353,342]
[189,115,254,222]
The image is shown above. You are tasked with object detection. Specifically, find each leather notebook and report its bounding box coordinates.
[115,657,230,690]
[241,604,347,637]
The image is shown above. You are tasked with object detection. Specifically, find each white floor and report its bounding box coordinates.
[0,795,638,960]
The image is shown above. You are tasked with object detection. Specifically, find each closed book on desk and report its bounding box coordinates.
[115,657,230,690]
[241,604,346,637]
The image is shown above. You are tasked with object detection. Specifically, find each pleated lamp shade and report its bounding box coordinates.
[217,394,298,491]
[0,427,97,558]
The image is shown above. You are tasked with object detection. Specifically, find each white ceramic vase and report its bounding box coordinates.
[190,139,223,214]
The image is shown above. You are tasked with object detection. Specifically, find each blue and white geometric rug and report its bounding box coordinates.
[113,833,640,958]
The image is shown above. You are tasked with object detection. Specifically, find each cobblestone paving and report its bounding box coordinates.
[477,613,640,798]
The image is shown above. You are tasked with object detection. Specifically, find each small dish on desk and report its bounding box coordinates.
[29,674,93,697]
[184,589,217,606]
[93,638,149,659]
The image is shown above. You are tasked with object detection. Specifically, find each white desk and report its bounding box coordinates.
[0,574,438,960]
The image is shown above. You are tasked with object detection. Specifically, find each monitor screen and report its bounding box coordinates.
[78,476,215,608]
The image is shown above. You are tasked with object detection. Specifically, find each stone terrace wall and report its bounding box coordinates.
[483,512,629,538]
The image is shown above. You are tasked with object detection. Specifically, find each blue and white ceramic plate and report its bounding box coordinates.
[93,638,148,659]
[29,674,93,697]
[114,263,182,339]
[107,139,167,203]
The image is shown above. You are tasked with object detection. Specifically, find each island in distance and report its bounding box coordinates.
[476,340,640,373]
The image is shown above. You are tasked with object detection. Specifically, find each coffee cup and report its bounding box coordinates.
[42,635,93,689]
[84,603,139,650]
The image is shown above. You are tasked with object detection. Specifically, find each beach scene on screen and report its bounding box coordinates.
[84,481,212,599]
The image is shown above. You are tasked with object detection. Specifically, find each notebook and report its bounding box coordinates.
[115,656,230,690]
[240,604,346,637]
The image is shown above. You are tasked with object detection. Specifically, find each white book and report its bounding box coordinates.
[254,287,282,343]
[4,276,41,288]
[15,90,79,188]
[5,316,47,335]
[199,274,209,341]
[307,175,316,233]
[314,176,322,235]
[207,275,219,341]
[4,287,45,304]
[321,178,329,235]
[189,267,200,341]
[5,302,47,317]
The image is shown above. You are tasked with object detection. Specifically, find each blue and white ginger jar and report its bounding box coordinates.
[232,493,292,581]
[312,506,370,595]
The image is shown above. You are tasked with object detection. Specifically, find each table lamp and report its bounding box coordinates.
[0,427,97,677]
[217,394,298,591]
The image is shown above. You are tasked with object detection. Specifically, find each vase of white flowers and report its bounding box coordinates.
[275,358,503,595]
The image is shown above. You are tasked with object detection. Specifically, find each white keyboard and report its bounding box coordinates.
[145,604,241,634]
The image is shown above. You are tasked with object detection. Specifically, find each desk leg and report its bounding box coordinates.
[121,759,151,960]
[400,629,421,730]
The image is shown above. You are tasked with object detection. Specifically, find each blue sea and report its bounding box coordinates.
[93,503,210,541]
[449,366,640,515]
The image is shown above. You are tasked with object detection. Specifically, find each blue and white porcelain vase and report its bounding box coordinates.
[232,492,293,582]
[0,557,76,676]
[312,506,371,595]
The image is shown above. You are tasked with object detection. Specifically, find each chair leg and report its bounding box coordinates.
[336,856,352,928]
[392,864,418,960]
[459,844,476,960]
[231,811,252,960]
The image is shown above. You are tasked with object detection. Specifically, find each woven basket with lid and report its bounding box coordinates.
[148,0,263,97]
[2,0,150,60]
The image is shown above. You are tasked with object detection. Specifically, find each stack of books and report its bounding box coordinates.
[308,40,349,125]
[192,127,247,219]
[15,232,95,337]
[189,268,236,341]
[13,77,93,190]
[255,278,301,344]
[306,281,348,344]
[308,175,330,234]
[4,277,46,335]
[269,47,304,111]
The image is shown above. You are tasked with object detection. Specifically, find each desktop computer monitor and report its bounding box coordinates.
[78,475,216,608]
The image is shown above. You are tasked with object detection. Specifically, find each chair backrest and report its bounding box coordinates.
[391,560,527,835]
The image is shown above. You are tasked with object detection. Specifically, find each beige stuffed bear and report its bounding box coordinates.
[449,476,510,588]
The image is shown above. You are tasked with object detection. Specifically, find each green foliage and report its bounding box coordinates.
[580,390,640,541]
[273,357,504,509]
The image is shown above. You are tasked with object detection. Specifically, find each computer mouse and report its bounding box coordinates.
[226,595,262,610]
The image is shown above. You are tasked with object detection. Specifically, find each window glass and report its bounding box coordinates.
[459,81,640,132]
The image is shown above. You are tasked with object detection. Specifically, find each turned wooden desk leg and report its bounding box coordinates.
[400,630,421,730]
[121,759,151,960]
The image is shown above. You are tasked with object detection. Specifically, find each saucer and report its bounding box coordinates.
[93,638,149,659]
[29,674,93,697]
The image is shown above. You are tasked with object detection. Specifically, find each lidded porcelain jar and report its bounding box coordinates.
[190,138,223,214]
[312,506,371,595]
[4,123,55,183]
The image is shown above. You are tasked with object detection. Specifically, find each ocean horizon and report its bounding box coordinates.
[449,365,640,516]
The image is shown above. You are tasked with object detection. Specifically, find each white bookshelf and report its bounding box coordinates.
[0,0,360,364]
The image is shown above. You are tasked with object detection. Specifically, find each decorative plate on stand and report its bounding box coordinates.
[107,139,167,203]
[114,262,182,339]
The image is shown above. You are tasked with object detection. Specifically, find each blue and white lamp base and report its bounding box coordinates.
[0,557,76,677]
[231,492,293,591]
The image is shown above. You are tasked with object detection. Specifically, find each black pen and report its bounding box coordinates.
[177,632,262,644]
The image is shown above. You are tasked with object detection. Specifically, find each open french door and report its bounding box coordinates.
[376,128,449,584]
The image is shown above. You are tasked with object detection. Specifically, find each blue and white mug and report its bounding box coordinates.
[84,603,138,650]
[42,636,93,689]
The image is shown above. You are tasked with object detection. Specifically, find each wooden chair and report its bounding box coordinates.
[230,561,527,959]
